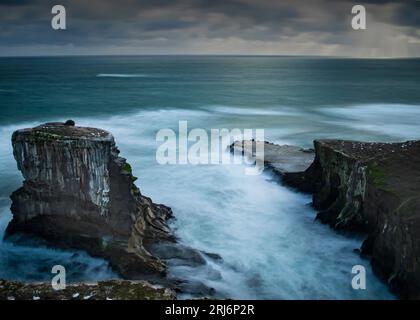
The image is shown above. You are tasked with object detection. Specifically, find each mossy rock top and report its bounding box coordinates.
[12,122,113,143]
[0,279,176,300]
[315,139,419,160]
[317,139,420,200]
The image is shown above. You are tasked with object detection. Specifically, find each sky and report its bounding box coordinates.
[0,0,419,57]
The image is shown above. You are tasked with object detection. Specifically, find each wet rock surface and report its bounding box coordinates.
[230,140,314,174]
[150,242,222,297]
[0,279,175,300]
[230,140,315,191]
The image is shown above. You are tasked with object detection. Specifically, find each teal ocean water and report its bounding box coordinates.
[1,56,420,299]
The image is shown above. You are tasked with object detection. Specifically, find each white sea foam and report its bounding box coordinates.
[319,104,420,141]
[76,108,395,299]
[203,105,300,117]
[96,73,154,78]
[0,207,118,282]
[1,104,408,299]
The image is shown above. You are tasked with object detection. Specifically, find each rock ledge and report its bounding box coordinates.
[0,279,175,300]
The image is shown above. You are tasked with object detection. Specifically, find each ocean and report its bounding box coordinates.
[1,56,419,299]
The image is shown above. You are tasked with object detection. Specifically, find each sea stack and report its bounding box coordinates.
[6,122,174,280]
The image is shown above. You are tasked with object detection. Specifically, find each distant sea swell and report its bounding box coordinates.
[97,73,158,78]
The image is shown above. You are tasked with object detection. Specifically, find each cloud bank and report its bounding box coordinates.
[0,0,419,57]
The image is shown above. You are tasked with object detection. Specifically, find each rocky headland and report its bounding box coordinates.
[232,139,420,299]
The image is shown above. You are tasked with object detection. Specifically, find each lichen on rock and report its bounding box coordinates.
[0,279,176,300]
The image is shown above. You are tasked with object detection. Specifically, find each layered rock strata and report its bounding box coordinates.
[6,122,174,280]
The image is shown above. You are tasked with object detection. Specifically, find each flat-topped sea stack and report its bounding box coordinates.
[6,122,174,280]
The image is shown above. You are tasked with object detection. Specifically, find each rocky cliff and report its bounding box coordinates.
[233,139,420,299]
[5,122,174,280]
[288,140,420,299]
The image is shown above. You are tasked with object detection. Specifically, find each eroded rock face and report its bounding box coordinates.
[290,139,420,299]
[6,122,174,280]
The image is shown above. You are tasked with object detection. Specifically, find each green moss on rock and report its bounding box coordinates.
[122,162,133,174]
[0,279,176,300]
[368,162,387,188]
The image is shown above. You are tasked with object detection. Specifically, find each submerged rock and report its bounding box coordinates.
[6,122,174,280]
[284,139,420,299]
[0,279,176,300]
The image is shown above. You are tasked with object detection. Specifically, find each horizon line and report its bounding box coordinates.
[0,53,419,59]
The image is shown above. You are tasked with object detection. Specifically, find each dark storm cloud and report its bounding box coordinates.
[0,0,419,56]
[0,0,33,5]
[388,2,420,28]
[342,0,420,28]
